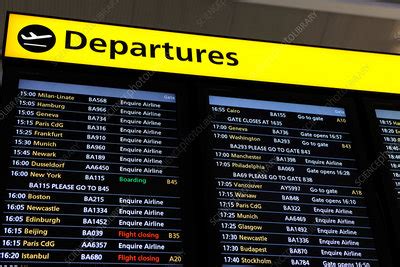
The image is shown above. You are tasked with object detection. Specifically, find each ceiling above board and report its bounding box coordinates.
[239,0,400,19]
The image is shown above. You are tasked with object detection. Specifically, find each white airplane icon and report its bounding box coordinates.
[20,32,52,47]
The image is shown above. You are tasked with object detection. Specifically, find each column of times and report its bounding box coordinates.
[0,80,184,265]
[209,96,379,266]
[376,109,400,201]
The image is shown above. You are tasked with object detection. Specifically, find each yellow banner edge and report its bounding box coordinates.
[4,12,400,95]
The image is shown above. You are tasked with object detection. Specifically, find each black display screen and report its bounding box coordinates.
[375,109,400,202]
[208,95,379,266]
[0,79,184,265]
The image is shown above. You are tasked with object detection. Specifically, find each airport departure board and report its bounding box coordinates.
[0,80,184,265]
[209,96,379,266]
[375,109,400,201]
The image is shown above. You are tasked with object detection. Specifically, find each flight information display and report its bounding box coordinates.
[209,95,379,266]
[0,79,184,265]
[375,109,400,201]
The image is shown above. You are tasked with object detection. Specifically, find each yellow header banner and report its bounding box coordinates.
[4,13,400,94]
